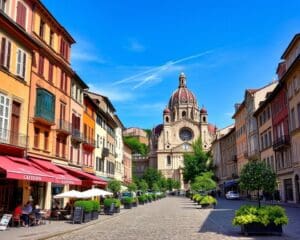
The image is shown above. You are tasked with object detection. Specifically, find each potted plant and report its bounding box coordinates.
[232,205,288,236]
[103,198,115,215]
[108,180,121,198]
[199,195,217,208]
[138,195,146,205]
[132,197,138,207]
[74,200,93,223]
[123,197,133,209]
[91,200,100,220]
[233,161,288,236]
[113,199,121,213]
[147,194,153,203]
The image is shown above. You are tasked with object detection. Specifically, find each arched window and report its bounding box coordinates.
[182,111,186,118]
[203,116,206,123]
[166,116,169,123]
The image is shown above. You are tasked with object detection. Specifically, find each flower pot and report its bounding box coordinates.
[241,222,282,236]
[104,205,115,215]
[132,202,138,207]
[83,212,92,223]
[91,211,99,220]
[139,201,145,205]
[124,203,132,209]
[114,207,120,213]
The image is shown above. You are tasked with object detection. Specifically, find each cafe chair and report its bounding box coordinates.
[11,213,22,227]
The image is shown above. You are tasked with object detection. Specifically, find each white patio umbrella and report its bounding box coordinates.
[53,190,88,199]
[81,188,113,198]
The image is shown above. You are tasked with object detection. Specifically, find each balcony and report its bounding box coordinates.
[56,119,71,135]
[0,128,27,148]
[71,128,83,142]
[34,105,55,125]
[82,136,96,149]
[273,135,290,151]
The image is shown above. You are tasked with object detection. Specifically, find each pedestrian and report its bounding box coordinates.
[21,201,33,227]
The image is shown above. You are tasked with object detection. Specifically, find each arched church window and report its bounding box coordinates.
[203,116,206,122]
[182,111,186,118]
[166,116,169,123]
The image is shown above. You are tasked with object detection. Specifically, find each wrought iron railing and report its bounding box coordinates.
[273,135,290,150]
[57,119,71,132]
[0,128,27,148]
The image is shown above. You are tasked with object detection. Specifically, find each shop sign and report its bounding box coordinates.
[24,175,42,181]
[0,214,12,231]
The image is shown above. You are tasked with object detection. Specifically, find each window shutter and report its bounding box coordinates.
[1,37,6,66]
[16,2,21,25]
[22,52,26,78]
[64,75,68,92]
[16,49,21,75]
[48,63,53,82]
[7,41,11,69]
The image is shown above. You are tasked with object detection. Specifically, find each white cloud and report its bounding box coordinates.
[126,39,145,52]
[113,50,215,89]
[88,84,134,102]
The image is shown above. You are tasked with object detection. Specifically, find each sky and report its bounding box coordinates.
[43,0,300,130]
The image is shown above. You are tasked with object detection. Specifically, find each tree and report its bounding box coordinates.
[123,137,149,156]
[158,177,167,192]
[127,182,137,192]
[152,183,160,192]
[239,161,276,207]
[166,178,174,191]
[173,180,181,190]
[191,171,216,192]
[108,180,121,196]
[138,179,148,193]
[143,168,163,189]
[183,137,212,183]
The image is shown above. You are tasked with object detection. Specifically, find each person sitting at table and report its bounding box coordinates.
[32,204,42,225]
[13,203,23,226]
[21,201,33,227]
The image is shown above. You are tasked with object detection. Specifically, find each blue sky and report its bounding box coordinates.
[43,0,300,129]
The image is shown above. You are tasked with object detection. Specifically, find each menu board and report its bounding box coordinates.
[0,214,12,231]
[72,207,83,224]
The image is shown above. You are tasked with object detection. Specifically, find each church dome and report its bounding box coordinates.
[200,107,207,114]
[168,73,197,109]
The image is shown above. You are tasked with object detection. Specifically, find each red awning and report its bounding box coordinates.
[0,156,53,182]
[30,158,82,186]
[59,166,107,187]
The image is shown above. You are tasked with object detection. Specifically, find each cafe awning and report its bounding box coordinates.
[58,166,107,187]
[30,158,82,186]
[0,156,53,182]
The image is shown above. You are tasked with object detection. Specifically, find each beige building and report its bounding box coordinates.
[150,73,216,188]
[123,127,149,145]
[282,34,300,203]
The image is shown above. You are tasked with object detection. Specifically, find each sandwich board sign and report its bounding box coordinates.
[0,214,12,231]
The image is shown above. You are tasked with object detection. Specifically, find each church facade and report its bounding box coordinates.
[149,73,216,188]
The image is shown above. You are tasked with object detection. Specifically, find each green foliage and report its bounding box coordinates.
[127,182,137,192]
[200,195,217,205]
[152,183,160,192]
[143,129,152,138]
[191,171,216,192]
[232,205,288,226]
[183,137,213,183]
[138,195,147,203]
[108,180,121,194]
[123,197,133,204]
[123,136,149,156]
[192,194,204,203]
[166,178,180,191]
[103,198,114,207]
[240,161,276,206]
[112,198,121,208]
[74,200,94,213]
[143,168,163,189]
[138,179,149,193]
[147,194,153,201]
[91,200,100,211]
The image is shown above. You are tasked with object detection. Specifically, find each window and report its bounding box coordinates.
[60,71,67,92]
[0,93,10,141]
[97,134,99,148]
[182,111,186,118]
[16,1,27,29]
[60,38,69,60]
[297,103,300,129]
[291,108,296,131]
[167,155,171,165]
[48,63,53,83]
[0,0,7,13]
[56,137,60,157]
[34,127,40,148]
[44,131,49,150]
[38,55,44,76]
[49,30,54,47]
[39,19,45,38]
[0,37,11,69]
[16,49,26,78]
[35,89,55,122]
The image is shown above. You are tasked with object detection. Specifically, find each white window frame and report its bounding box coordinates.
[0,0,7,13]
[0,93,10,142]
[16,48,26,78]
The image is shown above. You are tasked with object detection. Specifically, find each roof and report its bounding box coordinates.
[114,114,125,129]
[281,33,300,59]
[232,101,245,119]
[36,0,75,44]
[87,91,116,112]
[73,72,89,89]
[153,124,163,136]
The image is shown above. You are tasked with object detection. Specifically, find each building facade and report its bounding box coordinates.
[123,127,149,146]
[123,143,132,184]
[150,73,216,188]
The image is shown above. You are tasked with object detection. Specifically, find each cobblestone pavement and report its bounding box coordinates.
[48,197,299,240]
